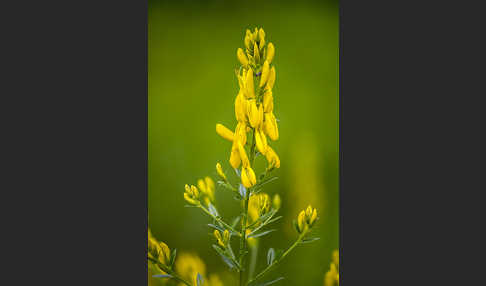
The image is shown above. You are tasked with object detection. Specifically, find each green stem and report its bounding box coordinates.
[240,128,257,286]
[246,232,307,286]
[198,205,240,235]
[148,258,193,286]
[248,242,259,281]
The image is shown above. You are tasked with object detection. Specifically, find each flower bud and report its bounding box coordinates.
[253,42,260,62]
[237,48,248,67]
[258,28,266,50]
[223,229,230,243]
[237,141,250,168]
[216,123,234,142]
[241,167,256,188]
[247,100,260,128]
[255,128,268,155]
[265,66,276,91]
[216,162,227,181]
[263,90,274,113]
[229,145,241,169]
[245,68,255,98]
[297,210,306,233]
[259,60,270,88]
[214,230,225,248]
[235,122,247,146]
[263,112,279,141]
[235,91,246,122]
[265,146,280,168]
[266,42,275,64]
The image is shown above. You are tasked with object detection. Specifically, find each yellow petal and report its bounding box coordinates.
[253,42,260,62]
[216,162,226,180]
[265,66,276,91]
[248,100,259,128]
[264,112,279,141]
[263,90,274,113]
[237,141,250,168]
[235,91,246,122]
[266,42,275,63]
[265,146,280,168]
[297,210,306,233]
[229,145,241,169]
[216,123,234,141]
[237,48,248,67]
[255,129,268,155]
[259,60,270,88]
[245,68,255,98]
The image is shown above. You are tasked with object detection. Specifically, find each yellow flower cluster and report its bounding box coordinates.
[245,193,280,247]
[216,27,280,189]
[183,177,215,206]
[213,229,230,249]
[324,250,339,286]
[296,205,318,234]
[175,252,224,286]
[148,229,171,270]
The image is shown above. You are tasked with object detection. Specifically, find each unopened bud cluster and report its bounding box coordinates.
[183,176,215,206]
[296,205,318,234]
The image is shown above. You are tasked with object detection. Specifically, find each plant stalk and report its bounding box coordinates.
[246,231,307,286]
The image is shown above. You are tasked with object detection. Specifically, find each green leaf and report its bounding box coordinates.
[247,229,276,238]
[207,223,224,232]
[267,248,275,265]
[300,237,320,244]
[231,216,241,228]
[152,274,172,279]
[169,248,177,267]
[212,244,239,270]
[208,203,219,217]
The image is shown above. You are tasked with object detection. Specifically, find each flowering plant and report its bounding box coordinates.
[148,27,324,286]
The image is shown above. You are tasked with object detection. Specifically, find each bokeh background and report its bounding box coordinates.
[148,0,339,285]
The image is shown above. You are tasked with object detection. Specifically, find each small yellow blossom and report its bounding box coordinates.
[265,66,276,91]
[255,128,268,155]
[245,68,255,99]
[266,42,275,63]
[259,60,270,88]
[241,166,256,188]
[273,194,281,210]
[237,48,248,67]
[216,123,234,142]
[296,205,318,233]
[216,162,227,181]
[184,184,200,205]
[263,90,274,113]
[263,112,279,141]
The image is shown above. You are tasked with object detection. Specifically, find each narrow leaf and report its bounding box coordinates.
[208,203,219,217]
[300,237,320,244]
[267,248,275,265]
[247,229,276,238]
[152,274,173,279]
[207,224,224,232]
[169,248,177,266]
[231,216,241,228]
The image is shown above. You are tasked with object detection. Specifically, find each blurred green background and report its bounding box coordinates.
[149,0,339,285]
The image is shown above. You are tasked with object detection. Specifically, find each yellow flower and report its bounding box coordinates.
[184,184,200,205]
[207,274,224,286]
[175,252,207,286]
[263,112,279,141]
[241,166,256,188]
[235,122,247,146]
[247,100,261,128]
[214,229,226,248]
[255,128,268,155]
[147,229,171,267]
[258,28,266,49]
[296,205,318,233]
[216,123,234,142]
[324,250,339,286]
[216,162,227,181]
[259,60,270,88]
[237,141,250,168]
[229,145,241,169]
[266,42,275,64]
[265,66,276,91]
[197,176,215,204]
[237,47,248,67]
[245,68,255,99]
[235,91,247,122]
[253,42,260,62]
[263,90,274,113]
[264,145,280,168]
